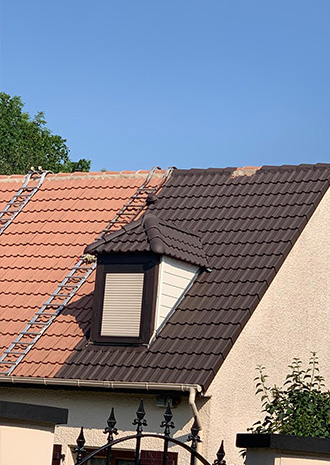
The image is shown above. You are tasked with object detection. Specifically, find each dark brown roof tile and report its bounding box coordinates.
[51,164,330,390]
[86,213,209,268]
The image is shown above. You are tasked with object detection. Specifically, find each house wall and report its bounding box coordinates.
[204,187,330,465]
[0,387,207,465]
[0,420,54,465]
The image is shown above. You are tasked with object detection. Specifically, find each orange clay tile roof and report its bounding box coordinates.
[0,170,164,378]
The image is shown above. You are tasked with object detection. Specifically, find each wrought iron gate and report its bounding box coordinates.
[74,400,226,465]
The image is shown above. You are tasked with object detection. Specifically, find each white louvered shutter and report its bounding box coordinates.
[101,272,144,337]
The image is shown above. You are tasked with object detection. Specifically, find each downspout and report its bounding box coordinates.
[189,387,202,454]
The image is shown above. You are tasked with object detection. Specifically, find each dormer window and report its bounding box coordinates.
[86,214,209,346]
[90,253,159,344]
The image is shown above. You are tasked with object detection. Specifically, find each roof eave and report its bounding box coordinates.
[0,375,203,394]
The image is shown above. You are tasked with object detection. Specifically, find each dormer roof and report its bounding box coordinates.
[85,213,209,268]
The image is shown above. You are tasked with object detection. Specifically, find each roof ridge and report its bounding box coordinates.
[0,170,165,184]
[144,212,202,238]
[259,163,330,172]
[172,163,330,177]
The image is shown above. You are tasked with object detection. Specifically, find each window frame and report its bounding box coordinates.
[83,448,178,465]
[91,253,160,345]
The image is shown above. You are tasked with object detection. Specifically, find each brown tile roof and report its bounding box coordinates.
[85,213,209,268]
[0,164,329,391]
[0,170,164,377]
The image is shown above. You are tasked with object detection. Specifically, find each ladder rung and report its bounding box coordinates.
[0,360,16,364]
[11,341,33,345]
[4,350,26,355]
[65,275,85,279]
[43,303,63,307]
[19,331,39,335]
[36,312,57,316]
[73,266,93,270]
[50,293,71,297]
[28,321,49,326]
[58,284,77,288]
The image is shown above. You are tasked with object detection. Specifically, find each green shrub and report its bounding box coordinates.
[249,353,330,437]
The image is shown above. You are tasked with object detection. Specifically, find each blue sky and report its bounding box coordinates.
[1,1,330,171]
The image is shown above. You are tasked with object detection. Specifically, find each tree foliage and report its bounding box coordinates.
[0,93,90,174]
[249,353,330,437]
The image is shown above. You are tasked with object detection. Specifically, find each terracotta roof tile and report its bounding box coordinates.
[0,169,164,377]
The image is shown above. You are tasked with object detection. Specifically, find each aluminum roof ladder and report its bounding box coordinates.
[0,169,52,236]
[0,167,174,375]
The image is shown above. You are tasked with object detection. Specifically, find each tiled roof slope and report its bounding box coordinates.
[85,213,209,268]
[0,170,163,377]
[53,164,330,389]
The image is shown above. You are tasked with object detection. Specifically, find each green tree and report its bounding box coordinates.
[0,93,91,174]
[249,353,330,438]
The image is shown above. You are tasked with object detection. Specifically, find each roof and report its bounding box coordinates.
[0,170,163,378]
[85,213,209,268]
[0,164,329,391]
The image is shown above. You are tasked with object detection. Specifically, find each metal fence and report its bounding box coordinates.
[74,400,226,465]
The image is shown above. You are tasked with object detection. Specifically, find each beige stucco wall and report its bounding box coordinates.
[0,420,54,465]
[204,187,330,464]
[0,387,203,465]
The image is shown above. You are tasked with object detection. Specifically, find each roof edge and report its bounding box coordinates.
[0,375,203,393]
[0,170,166,183]
[172,163,330,176]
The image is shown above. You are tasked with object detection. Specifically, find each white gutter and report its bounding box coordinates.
[0,375,203,393]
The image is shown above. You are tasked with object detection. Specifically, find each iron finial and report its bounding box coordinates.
[160,403,175,436]
[133,399,148,433]
[187,417,201,450]
[104,408,118,442]
[213,440,226,465]
[136,399,146,421]
[74,427,86,464]
[77,426,86,449]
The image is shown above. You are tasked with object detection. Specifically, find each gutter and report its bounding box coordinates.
[0,376,203,394]
[1,377,204,452]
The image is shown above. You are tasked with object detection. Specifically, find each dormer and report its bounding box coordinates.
[85,214,209,345]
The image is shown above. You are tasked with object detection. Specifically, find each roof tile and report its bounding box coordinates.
[0,169,164,378]
[1,165,329,391]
